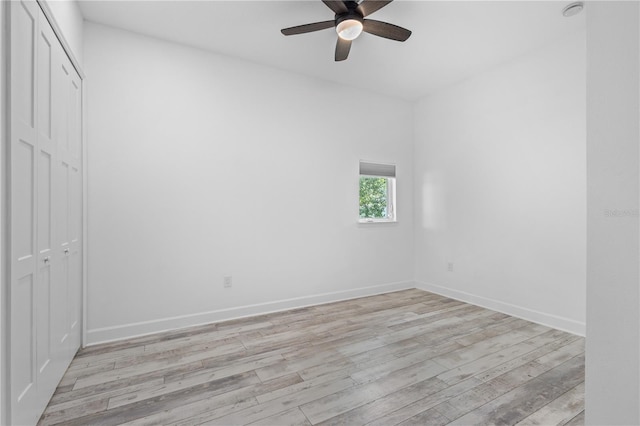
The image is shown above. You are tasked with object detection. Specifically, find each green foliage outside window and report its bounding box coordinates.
[359,177,388,218]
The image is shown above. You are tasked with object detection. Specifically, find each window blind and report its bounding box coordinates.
[359,161,396,177]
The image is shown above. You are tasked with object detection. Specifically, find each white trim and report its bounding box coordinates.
[36,0,85,79]
[415,280,585,336]
[85,281,415,346]
[81,76,88,348]
[0,1,8,423]
[358,221,398,225]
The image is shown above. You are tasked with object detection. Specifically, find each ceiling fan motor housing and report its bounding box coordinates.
[335,1,364,25]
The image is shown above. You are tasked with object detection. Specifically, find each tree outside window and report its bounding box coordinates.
[358,161,396,222]
[359,177,389,219]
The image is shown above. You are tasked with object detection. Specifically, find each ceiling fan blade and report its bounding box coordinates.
[322,0,348,14]
[335,37,352,61]
[357,0,393,17]
[281,20,335,36]
[362,19,411,41]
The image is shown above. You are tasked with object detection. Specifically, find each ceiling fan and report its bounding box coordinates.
[280,0,412,62]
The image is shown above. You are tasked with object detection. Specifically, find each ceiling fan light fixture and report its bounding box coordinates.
[336,18,363,40]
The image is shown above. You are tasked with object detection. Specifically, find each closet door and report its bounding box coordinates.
[35,5,60,406]
[64,55,82,355]
[50,48,82,361]
[49,9,82,384]
[10,1,40,424]
[9,1,83,424]
[49,37,68,365]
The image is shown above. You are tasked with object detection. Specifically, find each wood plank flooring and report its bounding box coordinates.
[39,289,585,425]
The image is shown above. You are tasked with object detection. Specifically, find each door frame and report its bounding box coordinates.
[1,1,8,424]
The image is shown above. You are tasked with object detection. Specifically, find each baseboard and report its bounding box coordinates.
[415,281,585,336]
[85,280,415,346]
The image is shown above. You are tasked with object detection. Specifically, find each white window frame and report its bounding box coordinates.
[358,161,397,224]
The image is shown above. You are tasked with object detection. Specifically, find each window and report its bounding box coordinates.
[359,161,396,223]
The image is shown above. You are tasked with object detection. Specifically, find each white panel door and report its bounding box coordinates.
[51,50,82,361]
[35,6,60,406]
[10,1,39,424]
[65,59,82,355]
[49,42,69,363]
[9,2,83,424]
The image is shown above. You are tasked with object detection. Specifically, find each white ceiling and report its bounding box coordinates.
[78,0,586,100]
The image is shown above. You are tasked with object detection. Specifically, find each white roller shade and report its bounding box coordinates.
[359,161,396,177]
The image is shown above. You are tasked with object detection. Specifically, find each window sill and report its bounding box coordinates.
[358,219,398,225]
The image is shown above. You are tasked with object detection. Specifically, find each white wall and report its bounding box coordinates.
[585,2,640,424]
[413,31,587,335]
[43,0,84,66]
[84,22,414,344]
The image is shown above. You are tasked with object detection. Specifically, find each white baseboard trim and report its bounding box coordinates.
[86,280,415,346]
[415,281,585,336]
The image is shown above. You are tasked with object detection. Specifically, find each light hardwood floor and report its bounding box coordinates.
[39,289,585,425]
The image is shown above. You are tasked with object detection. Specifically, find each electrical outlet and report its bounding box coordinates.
[223,275,232,288]
[447,262,454,272]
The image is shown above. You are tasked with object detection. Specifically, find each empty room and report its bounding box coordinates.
[1,0,639,425]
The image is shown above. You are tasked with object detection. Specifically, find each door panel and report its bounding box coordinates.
[14,0,35,128]
[36,9,60,404]
[14,140,35,260]
[67,70,82,352]
[58,64,69,156]
[36,266,51,374]
[53,160,70,351]
[10,1,39,424]
[58,162,69,251]
[69,79,81,162]
[68,165,81,351]
[36,150,52,373]
[10,1,83,424]
[50,41,70,366]
[37,15,52,145]
[37,151,51,254]
[13,275,34,403]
